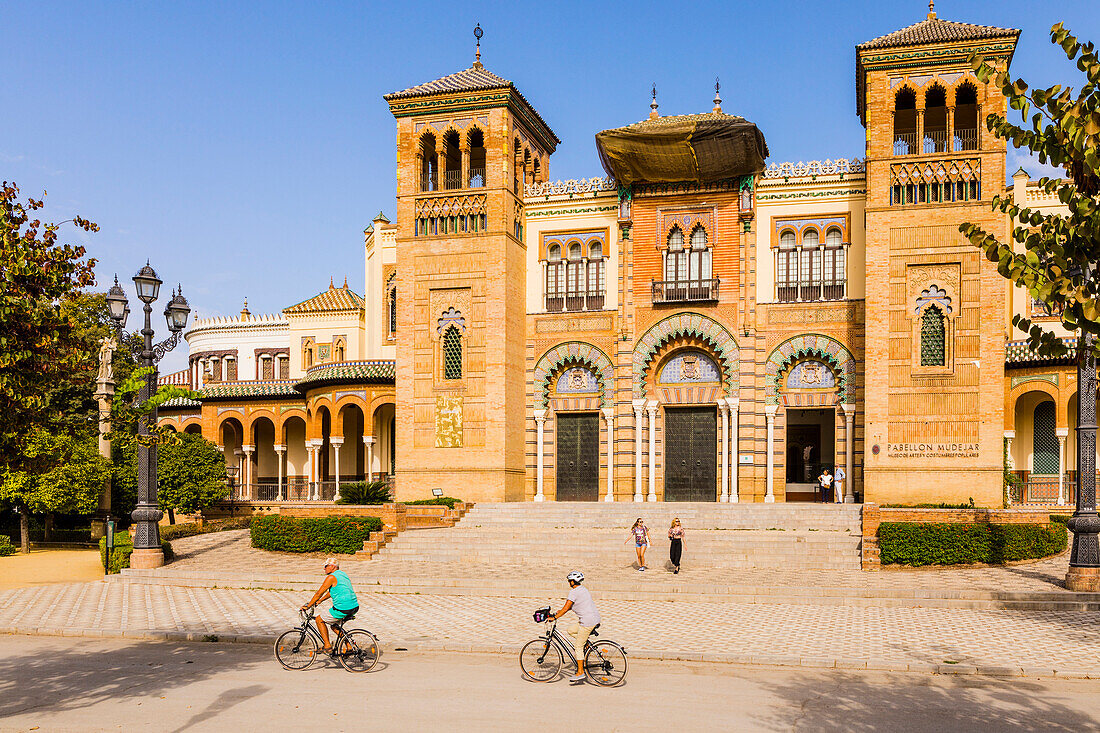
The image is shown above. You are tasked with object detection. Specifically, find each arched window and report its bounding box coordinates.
[799,229,821,301]
[924,85,948,153]
[443,325,462,380]
[824,228,846,299]
[587,241,604,310]
[389,286,398,335]
[664,227,686,282]
[565,242,584,311]
[302,341,314,370]
[777,230,798,301]
[468,128,486,187]
[420,132,438,191]
[894,87,917,155]
[545,244,564,312]
[443,130,461,189]
[532,157,541,185]
[688,225,712,283]
[919,305,946,366]
[954,83,978,150]
[1032,401,1059,475]
[334,339,345,363]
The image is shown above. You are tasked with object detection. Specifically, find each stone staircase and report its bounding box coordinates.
[374,503,864,570]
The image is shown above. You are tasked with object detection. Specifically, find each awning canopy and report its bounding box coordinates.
[595,112,769,185]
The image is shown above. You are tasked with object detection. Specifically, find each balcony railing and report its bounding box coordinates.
[893,133,918,156]
[1008,470,1079,505]
[954,129,978,151]
[923,130,950,154]
[777,280,847,303]
[545,291,605,313]
[443,170,463,190]
[652,278,720,304]
[468,168,486,188]
[893,129,979,156]
[420,173,438,192]
[218,475,401,504]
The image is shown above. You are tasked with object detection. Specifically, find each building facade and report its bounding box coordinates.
[159,8,1084,508]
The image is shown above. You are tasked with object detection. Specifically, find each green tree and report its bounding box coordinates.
[0,183,99,478]
[157,433,227,523]
[0,429,110,552]
[959,24,1100,352]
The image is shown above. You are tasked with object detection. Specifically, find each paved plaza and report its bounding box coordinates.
[2,530,1099,678]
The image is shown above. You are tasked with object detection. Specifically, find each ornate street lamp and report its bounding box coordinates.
[106,263,190,570]
[226,465,239,517]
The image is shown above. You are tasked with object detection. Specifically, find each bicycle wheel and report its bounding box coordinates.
[274,629,320,670]
[584,641,627,686]
[337,630,380,673]
[519,638,562,682]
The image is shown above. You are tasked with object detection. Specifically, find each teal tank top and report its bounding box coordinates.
[329,570,358,611]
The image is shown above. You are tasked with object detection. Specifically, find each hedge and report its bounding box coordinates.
[250,515,383,554]
[0,537,16,557]
[878,522,1068,566]
[99,533,175,574]
[405,497,464,509]
[159,517,251,542]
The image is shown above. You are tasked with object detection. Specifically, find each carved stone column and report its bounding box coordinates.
[363,436,375,482]
[646,401,658,502]
[330,437,344,501]
[241,445,254,500]
[727,398,740,503]
[1004,430,1016,505]
[1057,428,1069,506]
[632,399,645,502]
[274,444,286,501]
[842,403,856,503]
[534,409,547,502]
[602,407,615,502]
[719,401,730,502]
[765,405,779,503]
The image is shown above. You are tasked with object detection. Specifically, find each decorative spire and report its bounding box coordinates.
[473,23,484,69]
[329,276,335,289]
[343,276,348,288]
[240,298,250,319]
[649,83,659,120]
[712,77,722,113]
[928,0,936,19]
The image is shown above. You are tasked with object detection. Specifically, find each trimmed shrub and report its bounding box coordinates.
[99,533,175,574]
[1049,514,1072,526]
[881,500,976,509]
[878,522,1068,566]
[160,522,202,541]
[0,536,17,556]
[405,497,464,509]
[250,515,382,554]
[335,481,392,506]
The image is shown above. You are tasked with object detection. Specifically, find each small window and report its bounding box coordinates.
[779,231,796,249]
[443,326,462,379]
[802,229,819,248]
[389,287,397,334]
[920,306,946,367]
[826,228,843,248]
[690,225,707,250]
[668,227,684,250]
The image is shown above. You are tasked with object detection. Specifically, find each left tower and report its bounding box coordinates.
[384,41,559,501]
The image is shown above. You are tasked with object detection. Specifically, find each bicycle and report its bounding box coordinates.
[519,606,627,686]
[274,607,380,673]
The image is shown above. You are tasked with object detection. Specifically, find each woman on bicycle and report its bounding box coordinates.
[549,570,601,683]
[668,517,685,574]
[301,558,359,655]
[625,518,650,571]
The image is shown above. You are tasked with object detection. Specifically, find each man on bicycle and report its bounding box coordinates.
[301,558,359,655]
[549,570,601,683]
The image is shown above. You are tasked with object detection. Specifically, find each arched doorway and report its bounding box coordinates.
[283,415,308,500]
[251,416,277,501]
[656,349,723,502]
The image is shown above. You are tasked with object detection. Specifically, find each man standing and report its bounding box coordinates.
[550,570,601,683]
[301,558,359,655]
[834,464,846,503]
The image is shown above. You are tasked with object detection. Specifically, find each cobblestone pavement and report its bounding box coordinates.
[2,577,1098,677]
[163,530,1072,595]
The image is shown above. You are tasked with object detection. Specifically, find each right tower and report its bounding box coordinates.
[857,7,1019,505]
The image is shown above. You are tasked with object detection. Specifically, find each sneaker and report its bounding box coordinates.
[674,566,680,574]
[569,673,586,683]
[640,566,647,571]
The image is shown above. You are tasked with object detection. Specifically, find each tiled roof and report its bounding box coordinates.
[858,16,1018,50]
[1005,338,1077,366]
[617,111,749,131]
[295,360,396,391]
[200,381,301,400]
[384,64,513,100]
[283,284,365,315]
[160,396,201,409]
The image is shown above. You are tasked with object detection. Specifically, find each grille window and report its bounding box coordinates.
[920,306,946,366]
[443,326,462,379]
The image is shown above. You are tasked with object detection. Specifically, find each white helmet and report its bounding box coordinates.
[566,570,584,583]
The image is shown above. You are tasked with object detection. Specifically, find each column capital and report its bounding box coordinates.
[840,403,856,416]
[241,444,254,453]
[1056,428,1070,439]
[534,408,548,422]
[329,437,345,446]
[601,407,614,423]
[724,397,740,412]
[645,400,658,414]
[273,444,287,453]
[307,438,324,448]
[363,435,376,445]
[1003,430,1016,440]
[631,398,647,414]
[718,401,729,414]
[765,404,780,419]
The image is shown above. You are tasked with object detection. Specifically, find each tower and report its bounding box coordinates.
[856,7,1019,504]
[384,34,559,501]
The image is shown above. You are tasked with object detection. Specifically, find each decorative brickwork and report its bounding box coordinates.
[632,313,739,398]
[532,341,615,409]
[765,334,856,404]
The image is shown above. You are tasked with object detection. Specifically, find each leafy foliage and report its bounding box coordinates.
[334,480,392,505]
[878,522,1067,566]
[405,497,464,509]
[0,536,16,557]
[250,515,382,554]
[99,532,174,574]
[159,516,251,541]
[0,183,99,473]
[0,429,109,517]
[112,431,227,522]
[959,25,1100,356]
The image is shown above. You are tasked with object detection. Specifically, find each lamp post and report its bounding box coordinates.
[1068,329,1100,590]
[105,263,191,570]
[226,465,239,517]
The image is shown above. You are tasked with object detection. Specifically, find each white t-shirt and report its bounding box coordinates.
[567,585,601,627]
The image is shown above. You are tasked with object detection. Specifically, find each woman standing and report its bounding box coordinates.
[668,518,685,574]
[625,518,650,571]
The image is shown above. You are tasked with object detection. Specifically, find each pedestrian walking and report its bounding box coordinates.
[834,464,846,503]
[817,467,833,503]
[668,518,685,574]
[625,518,650,571]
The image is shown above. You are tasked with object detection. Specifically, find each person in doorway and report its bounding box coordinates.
[834,464,846,503]
[625,518,650,571]
[549,570,602,683]
[817,467,833,503]
[300,558,359,655]
[668,518,685,574]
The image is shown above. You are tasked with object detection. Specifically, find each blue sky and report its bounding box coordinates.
[3,1,1097,373]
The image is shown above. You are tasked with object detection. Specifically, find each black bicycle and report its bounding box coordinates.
[274,607,380,673]
[519,606,627,686]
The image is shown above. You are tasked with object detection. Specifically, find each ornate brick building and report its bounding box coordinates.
[159,8,1080,508]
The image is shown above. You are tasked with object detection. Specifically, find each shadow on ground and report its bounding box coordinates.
[0,638,266,722]
[755,671,1098,732]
